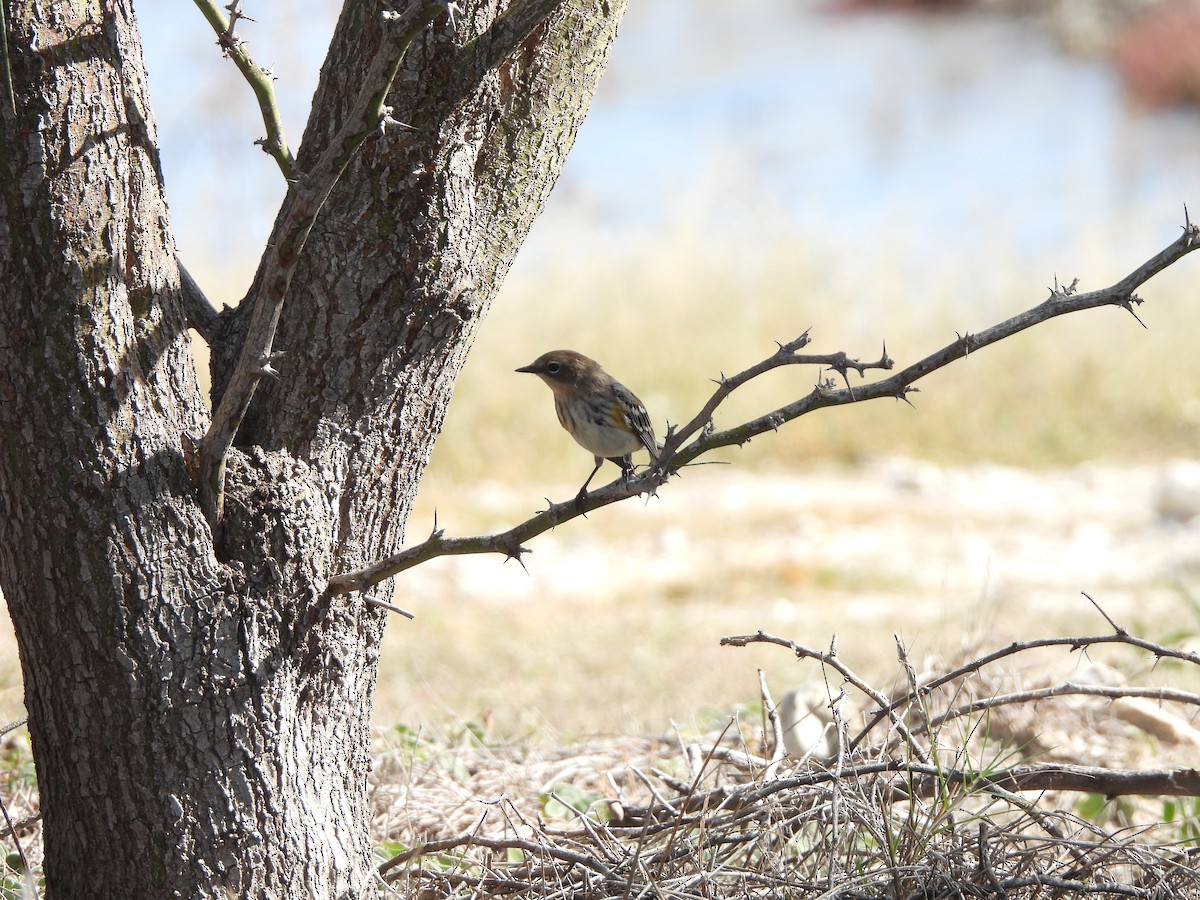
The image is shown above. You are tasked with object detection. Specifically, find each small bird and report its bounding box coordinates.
[516,350,659,501]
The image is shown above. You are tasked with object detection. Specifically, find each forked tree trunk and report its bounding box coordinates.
[0,0,625,895]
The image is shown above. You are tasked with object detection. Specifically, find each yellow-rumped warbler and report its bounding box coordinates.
[516,350,659,499]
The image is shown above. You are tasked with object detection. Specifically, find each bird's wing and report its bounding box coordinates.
[612,382,658,460]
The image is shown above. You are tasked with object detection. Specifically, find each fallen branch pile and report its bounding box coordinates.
[373,611,1200,898]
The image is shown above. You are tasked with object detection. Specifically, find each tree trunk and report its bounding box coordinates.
[0,1,625,896]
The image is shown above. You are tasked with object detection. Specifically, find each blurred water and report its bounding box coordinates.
[526,0,1200,286]
[139,1,1200,295]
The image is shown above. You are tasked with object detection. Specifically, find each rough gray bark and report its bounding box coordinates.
[0,0,626,896]
[229,0,623,571]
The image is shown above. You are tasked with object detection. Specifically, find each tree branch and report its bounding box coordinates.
[177,258,221,343]
[720,623,1200,753]
[672,760,1200,813]
[328,215,1200,598]
[921,681,1200,738]
[191,0,298,181]
[197,3,452,529]
[462,0,573,76]
[849,627,1200,750]
[667,213,1200,467]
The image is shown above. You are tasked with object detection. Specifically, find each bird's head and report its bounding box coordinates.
[515,350,605,394]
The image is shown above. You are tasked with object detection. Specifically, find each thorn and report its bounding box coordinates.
[254,349,286,378]
[1120,296,1148,329]
[365,596,416,619]
[956,331,973,357]
[429,510,442,540]
[442,0,463,30]
[379,106,415,133]
[1082,591,1125,635]
[503,544,531,573]
[1048,275,1079,300]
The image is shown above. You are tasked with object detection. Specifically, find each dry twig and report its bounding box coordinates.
[368,624,1200,898]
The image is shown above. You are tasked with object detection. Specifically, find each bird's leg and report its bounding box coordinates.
[611,454,636,483]
[576,456,605,507]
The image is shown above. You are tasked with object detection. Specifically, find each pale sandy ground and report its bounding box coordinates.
[377,458,1200,738]
[2,460,1199,738]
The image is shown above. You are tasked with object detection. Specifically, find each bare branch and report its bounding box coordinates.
[919,682,1200,741]
[177,258,221,342]
[462,0,576,78]
[848,629,1200,750]
[191,0,297,181]
[653,330,893,463]
[329,217,1200,596]
[676,760,1200,813]
[197,3,451,529]
[669,218,1200,467]
[325,487,615,595]
[379,831,614,879]
[720,631,933,764]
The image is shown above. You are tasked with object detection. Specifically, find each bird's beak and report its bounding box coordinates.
[515,363,538,374]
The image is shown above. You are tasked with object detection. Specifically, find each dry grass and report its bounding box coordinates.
[370,632,1200,898]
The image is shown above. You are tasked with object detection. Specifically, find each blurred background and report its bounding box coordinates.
[5,0,1200,737]
[136,0,1200,472]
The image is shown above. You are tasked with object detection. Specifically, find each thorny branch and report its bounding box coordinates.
[177,259,221,342]
[723,627,1200,742]
[192,0,297,181]
[196,2,454,529]
[849,624,1200,751]
[191,0,583,531]
[372,615,1200,897]
[330,214,1200,601]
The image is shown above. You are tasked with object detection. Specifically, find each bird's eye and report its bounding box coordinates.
[546,362,561,374]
